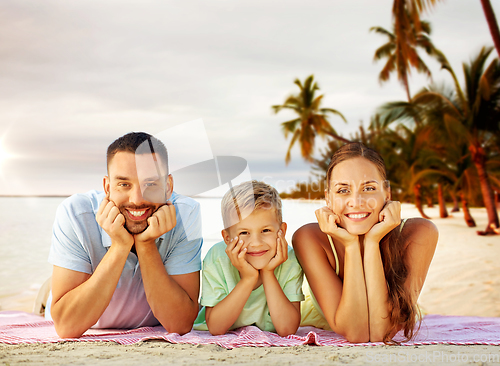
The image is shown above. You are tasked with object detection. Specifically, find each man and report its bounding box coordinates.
[46,132,202,338]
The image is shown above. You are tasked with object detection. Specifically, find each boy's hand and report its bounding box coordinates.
[316,206,358,248]
[135,201,177,245]
[261,230,288,273]
[96,195,134,250]
[365,200,401,244]
[225,237,259,283]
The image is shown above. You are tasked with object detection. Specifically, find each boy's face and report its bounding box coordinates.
[223,208,287,270]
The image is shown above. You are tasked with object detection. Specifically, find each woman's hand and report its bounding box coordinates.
[364,201,401,244]
[315,206,358,248]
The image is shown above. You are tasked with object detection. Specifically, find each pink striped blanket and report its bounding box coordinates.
[1,311,499,348]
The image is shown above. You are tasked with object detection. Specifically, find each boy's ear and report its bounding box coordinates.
[221,229,230,244]
[280,222,287,236]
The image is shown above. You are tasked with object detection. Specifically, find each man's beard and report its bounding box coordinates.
[118,204,158,234]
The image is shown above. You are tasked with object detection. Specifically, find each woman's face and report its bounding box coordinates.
[325,157,390,235]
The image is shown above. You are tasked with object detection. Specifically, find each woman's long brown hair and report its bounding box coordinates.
[325,142,420,343]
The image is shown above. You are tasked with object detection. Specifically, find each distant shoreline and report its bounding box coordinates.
[0,195,70,198]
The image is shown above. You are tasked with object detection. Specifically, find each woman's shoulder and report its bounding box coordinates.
[292,222,323,242]
[401,217,439,247]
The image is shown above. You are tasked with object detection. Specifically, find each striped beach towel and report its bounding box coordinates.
[1,311,499,348]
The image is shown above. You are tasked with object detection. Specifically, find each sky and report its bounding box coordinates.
[0,0,499,196]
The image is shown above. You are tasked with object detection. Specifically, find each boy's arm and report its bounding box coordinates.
[204,277,256,335]
[205,237,259,335]
[261,272,301,336]
[261,231,301,337]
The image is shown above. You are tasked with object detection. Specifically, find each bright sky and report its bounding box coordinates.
[0,0,499,196]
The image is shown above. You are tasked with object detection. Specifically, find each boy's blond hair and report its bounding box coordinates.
[221,180,282,230]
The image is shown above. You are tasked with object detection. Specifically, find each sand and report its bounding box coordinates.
[1,204,499,365]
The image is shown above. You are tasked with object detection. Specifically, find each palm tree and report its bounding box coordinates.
[371,106,434,218]
[480,0,500,56]
[272,75,349,164]
[385,47,500,234]
[371,16,441,101]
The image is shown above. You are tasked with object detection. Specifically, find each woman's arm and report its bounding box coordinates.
[362,201,401,342]
[364,215,438,342]
[402,218,438,304]
[293,223,370,342]
[363,240,391,342]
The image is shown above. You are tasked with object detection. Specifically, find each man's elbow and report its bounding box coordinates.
[53,321,85,339]
[159,312,197,335]
[163,323,193,335]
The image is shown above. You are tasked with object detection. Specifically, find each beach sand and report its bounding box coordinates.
[1,204,499,365]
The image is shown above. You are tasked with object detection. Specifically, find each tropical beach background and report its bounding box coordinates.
[1,1,500,364]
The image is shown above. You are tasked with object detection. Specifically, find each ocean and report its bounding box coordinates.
[0,196,324,312]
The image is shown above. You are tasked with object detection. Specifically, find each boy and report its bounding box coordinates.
[193,181,304,336]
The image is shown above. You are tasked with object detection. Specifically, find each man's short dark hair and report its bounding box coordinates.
[107,132,169,173]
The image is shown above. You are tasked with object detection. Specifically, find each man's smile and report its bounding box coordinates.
[125,208,151,221]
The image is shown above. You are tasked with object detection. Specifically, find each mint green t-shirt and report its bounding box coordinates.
[193,241,305,332]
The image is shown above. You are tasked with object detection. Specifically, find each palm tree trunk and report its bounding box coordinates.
[450,191,460,212]
[438,183,449,218]
[470,145,500,234]
[480,0,500,56]
[460,191,476,227]
[426,195,434,208]
[413,184,431,219]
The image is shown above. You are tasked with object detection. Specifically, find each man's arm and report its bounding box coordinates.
[51,196,134,338]
[134,244,200,334]
[134,201,202,334]
[51,246,129,338]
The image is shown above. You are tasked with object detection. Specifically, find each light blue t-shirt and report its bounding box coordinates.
[193,241,304,332]
[46,190,202,329]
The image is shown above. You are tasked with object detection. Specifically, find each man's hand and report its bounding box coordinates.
[316,206,358,248]
[135,201,177,245]
[261,230,288,273]
[96,196,134,249]
[364,201,401,244]
[225,237,259,284]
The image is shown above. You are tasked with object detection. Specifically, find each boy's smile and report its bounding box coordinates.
[224,208,286,270]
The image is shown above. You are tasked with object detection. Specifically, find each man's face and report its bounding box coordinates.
[104,151,172,234]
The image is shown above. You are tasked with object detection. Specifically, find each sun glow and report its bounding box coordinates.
[0,140,12,165]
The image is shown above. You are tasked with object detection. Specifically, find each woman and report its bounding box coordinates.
[293,142,438,343]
